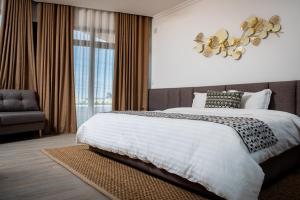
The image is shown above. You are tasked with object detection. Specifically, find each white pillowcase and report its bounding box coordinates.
[192,89,272,109]
[192,92,207,108]
[228,89,272,109]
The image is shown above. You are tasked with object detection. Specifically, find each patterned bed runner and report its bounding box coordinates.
[112,111,278,153]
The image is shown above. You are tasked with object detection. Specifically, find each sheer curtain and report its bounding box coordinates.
[0,0,4,26]
[73,8,115,126]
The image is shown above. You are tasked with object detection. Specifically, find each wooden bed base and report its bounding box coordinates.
[90,145,300,200]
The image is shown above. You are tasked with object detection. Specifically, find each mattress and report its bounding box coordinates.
[77,108,300,200]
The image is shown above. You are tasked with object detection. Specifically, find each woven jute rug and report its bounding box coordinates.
[42,145,300,200]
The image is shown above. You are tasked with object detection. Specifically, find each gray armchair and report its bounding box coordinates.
[0,90,45,136]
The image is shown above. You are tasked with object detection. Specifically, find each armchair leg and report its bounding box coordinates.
[39,130,43,137]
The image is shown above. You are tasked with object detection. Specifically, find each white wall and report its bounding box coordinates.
[151,0,300,89]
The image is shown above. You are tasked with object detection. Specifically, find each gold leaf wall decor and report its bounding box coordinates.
[194,15,283,60]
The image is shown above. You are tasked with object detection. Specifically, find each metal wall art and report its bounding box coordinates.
[193,15,282,60]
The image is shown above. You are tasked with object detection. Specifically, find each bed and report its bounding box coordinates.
[77,80,300,200]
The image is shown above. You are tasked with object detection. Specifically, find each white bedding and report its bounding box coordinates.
[76,108,300,200]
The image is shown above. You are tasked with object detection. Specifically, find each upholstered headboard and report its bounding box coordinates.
[148,80,300,116]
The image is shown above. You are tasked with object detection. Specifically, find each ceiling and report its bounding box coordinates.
[34,0,189,17]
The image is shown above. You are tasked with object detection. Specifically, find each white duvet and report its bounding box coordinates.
[76,108,300,200]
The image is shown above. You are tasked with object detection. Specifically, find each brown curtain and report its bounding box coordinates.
[113,13,151,111]
[0,0,36,90]
[36,3,77,134]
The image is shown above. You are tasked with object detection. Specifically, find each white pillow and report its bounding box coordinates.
[228,89,272,109]
[192,92,207,108]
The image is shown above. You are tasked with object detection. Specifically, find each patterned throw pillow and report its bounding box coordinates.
[205,90,243,108]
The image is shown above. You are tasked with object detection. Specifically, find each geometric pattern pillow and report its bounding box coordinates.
[205,90,244,108]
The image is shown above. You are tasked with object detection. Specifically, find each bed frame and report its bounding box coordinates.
[91,80,300,199]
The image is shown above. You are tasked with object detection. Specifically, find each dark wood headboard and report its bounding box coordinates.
[148,80,300,116]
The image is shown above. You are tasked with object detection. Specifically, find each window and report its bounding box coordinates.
[73,9,115,126]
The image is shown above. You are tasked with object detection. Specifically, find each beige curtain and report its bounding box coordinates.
[36,3,77,134]
[113,13,151,111]
[0,0,36,90]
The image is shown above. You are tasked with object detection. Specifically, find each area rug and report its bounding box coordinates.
[42,145,300,200]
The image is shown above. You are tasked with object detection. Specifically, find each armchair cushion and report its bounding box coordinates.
[0,90,39,112]
[0,111,45,125]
